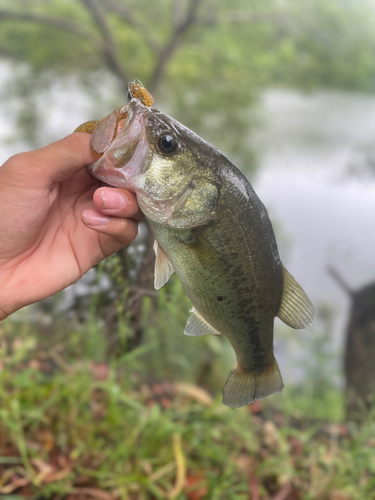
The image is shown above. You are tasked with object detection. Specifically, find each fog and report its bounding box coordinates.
[2,75,375,381]
[253,90,375,382]
[255,90,375,317]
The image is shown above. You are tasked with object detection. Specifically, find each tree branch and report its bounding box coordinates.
[79,0,130,93]
[178,0,201,33]
[217,12,291,25]
[102,0,162,54]
[173,0,184,29]
[148,0,202,93]
[327,266,354,296]
[209,11,332,47]
[0,10,101,46]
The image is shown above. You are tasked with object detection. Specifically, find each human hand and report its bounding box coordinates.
[0,133,142,320]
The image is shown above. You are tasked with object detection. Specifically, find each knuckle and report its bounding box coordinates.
[63,134,97,172]
[115,220,138,245]
[62,133,89,158]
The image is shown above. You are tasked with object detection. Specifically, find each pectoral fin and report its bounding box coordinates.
[154,240,174,290]
[277,267,315,329]
[184,308,221,336]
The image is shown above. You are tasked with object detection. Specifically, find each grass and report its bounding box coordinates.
[1,357,375,500]
[1,280,375,499]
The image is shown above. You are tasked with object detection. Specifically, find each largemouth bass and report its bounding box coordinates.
[81,94,315,408]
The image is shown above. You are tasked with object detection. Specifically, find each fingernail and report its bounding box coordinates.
[84,210,110,226]
[101,189,127,210]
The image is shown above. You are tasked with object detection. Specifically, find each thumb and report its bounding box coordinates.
[3,133,98,188]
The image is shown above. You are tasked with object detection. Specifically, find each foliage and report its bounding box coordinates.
[9,270,232,392]
[1,5,375,496]
[1,317,375,499]
[3,0,375,352]
[1,0,375,168]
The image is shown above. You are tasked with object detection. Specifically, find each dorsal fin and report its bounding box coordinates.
[153,240,174,290]
[184,308,221,336]
[277,267,315,329]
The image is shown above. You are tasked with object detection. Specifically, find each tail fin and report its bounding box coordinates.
[223,357,283,408]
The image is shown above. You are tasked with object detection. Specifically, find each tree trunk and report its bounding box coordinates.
[329,268,375,421]
[127,224,156,350]
[104,222,156,355]
[344,282,375,421]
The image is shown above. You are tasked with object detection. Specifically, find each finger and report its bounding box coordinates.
[82,210,139,253]
[93,187,143,222]
[5,133,98,187]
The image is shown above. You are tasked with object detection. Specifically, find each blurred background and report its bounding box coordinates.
[1,0,375,498]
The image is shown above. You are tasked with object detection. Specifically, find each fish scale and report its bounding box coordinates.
[150,161,283,384]
[82,92,315,408]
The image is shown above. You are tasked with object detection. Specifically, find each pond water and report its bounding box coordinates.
[256,89,375,309]
[1,75,375,383]
[253,90,375,382]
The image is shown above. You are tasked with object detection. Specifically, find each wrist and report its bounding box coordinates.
[0,306,10,321]
[0,265,21,321]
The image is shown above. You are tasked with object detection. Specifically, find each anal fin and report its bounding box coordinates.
[277,266,315,329]
[154,240,174,290]
[184,308,221,336]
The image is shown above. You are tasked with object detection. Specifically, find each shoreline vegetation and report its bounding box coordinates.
[1,309,374,500]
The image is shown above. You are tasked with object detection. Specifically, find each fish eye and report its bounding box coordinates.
[156,132,178,156]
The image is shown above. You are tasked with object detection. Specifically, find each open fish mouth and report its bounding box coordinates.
[87,100,151,190]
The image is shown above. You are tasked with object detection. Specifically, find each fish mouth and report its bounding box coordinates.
[87,100,151,190]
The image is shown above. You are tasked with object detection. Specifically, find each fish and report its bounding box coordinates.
[84,94,315,408]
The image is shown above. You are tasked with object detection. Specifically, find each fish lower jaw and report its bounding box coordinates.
[89,166,130,189]
[137,196,174,225]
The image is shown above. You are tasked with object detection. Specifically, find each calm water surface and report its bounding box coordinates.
[2,80,375,382]
[254,90,375,381]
